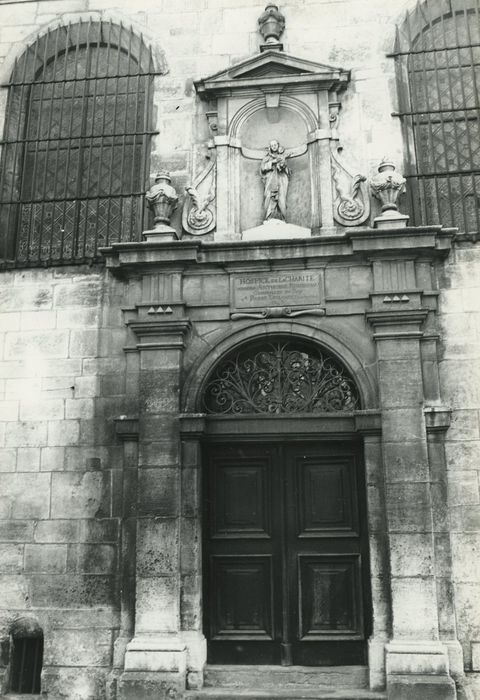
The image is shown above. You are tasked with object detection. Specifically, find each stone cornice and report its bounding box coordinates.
[100,226,454,277]
[194,50,350,99]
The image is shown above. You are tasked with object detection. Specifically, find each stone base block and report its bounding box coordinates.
[242,219,311,241]
[386,641,457,700]
[374,211,409,229]
[180,631,207,689]
[123,635,186,673]
[143,226,178,242]
[388,674,457,700]
[368,636,387,690]
[117,671,184,700]
[386,640,451,675]
[117,636,187,699]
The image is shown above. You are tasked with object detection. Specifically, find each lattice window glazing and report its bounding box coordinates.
[0,21,156,266]
[392,1,480,234]
[203,339,360,415]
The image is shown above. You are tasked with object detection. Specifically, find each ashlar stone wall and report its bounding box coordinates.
[438,244,480,674]
[0,267,129,697]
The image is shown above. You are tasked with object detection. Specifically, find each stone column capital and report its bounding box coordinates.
[127,319,191,351]
[366,309,428,340]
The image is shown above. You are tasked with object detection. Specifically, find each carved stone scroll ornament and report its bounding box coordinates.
[331,147,370,227]
[231,306,326,320]
[182,155,216,236]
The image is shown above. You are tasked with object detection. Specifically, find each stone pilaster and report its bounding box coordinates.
[107,418,139,700]
[117,308,191,700]
[367,308,456,700]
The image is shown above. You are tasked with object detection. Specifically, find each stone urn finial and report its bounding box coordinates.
[370,158,409,229]
[144,170,179,241]
[258,4,285,51]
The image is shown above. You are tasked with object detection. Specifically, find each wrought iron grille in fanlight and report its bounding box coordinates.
[203,341,360,415]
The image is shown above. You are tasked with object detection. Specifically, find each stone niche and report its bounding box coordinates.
[193,50,370,240]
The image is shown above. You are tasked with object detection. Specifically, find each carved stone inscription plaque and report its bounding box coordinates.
[232,271,322,310]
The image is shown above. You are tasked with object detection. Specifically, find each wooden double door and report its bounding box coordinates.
[203,441,370,666]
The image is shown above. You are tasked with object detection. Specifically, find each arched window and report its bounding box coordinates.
[392,1,480,234]
[203,338,360,415]
[0,20,155,266]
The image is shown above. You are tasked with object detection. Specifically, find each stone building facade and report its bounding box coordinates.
[0,1,479,699]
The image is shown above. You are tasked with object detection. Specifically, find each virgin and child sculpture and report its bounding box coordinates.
[261,139,291,221]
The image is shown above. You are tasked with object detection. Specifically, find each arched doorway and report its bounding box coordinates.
[199,336,372,667]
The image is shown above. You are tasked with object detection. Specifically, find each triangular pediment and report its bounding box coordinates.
[195,50,350,96]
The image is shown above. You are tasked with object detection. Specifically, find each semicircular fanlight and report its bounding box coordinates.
[203,339,360,415]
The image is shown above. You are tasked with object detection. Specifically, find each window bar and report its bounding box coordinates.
[395,21,423,223]
[37,20,63,264]
[105,23,132,246]
[405,7,430,225]
[30,638,42,693]
[121,26,142,245]
[0,130,158,146]
[2,189,151,205]
[437,3,469,232]
[77,19,101,260]
[77,22,97,260]
[47,20,74,263]
[54,22,78,262]
[459,1,480,234]
[0,65,17,261]
[138,42,155,239]
[10,40,37,260]
[103,21,126,248]
[19,638,27,692]
[7,40,39,262]
[23,26,54,263]
[127,24,142,245]
[81,20,112,260]
[80,25,100,258]
[2,69,165,88]
[419,2,451,227]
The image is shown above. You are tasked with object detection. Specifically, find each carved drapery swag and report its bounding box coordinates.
[203,341,359,414]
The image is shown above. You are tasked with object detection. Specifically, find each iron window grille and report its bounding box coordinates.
[390,0,480,235]
[0,20,158,268]
[203,338,360,415]
[9,634,43,694]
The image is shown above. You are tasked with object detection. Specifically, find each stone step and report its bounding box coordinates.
[204,666,370,690]
[185,689,386,699]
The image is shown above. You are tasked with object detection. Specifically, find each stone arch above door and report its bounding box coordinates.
[181,320,378,414]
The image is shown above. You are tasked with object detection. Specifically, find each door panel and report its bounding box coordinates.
[296,458,357,536]
[212,462,271,538]
[298,555,363,638]
[211,555,274,639]
[204,441,369,666]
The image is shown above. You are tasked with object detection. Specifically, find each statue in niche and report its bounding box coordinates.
[241,138,307,225]
[261,139,291,221]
